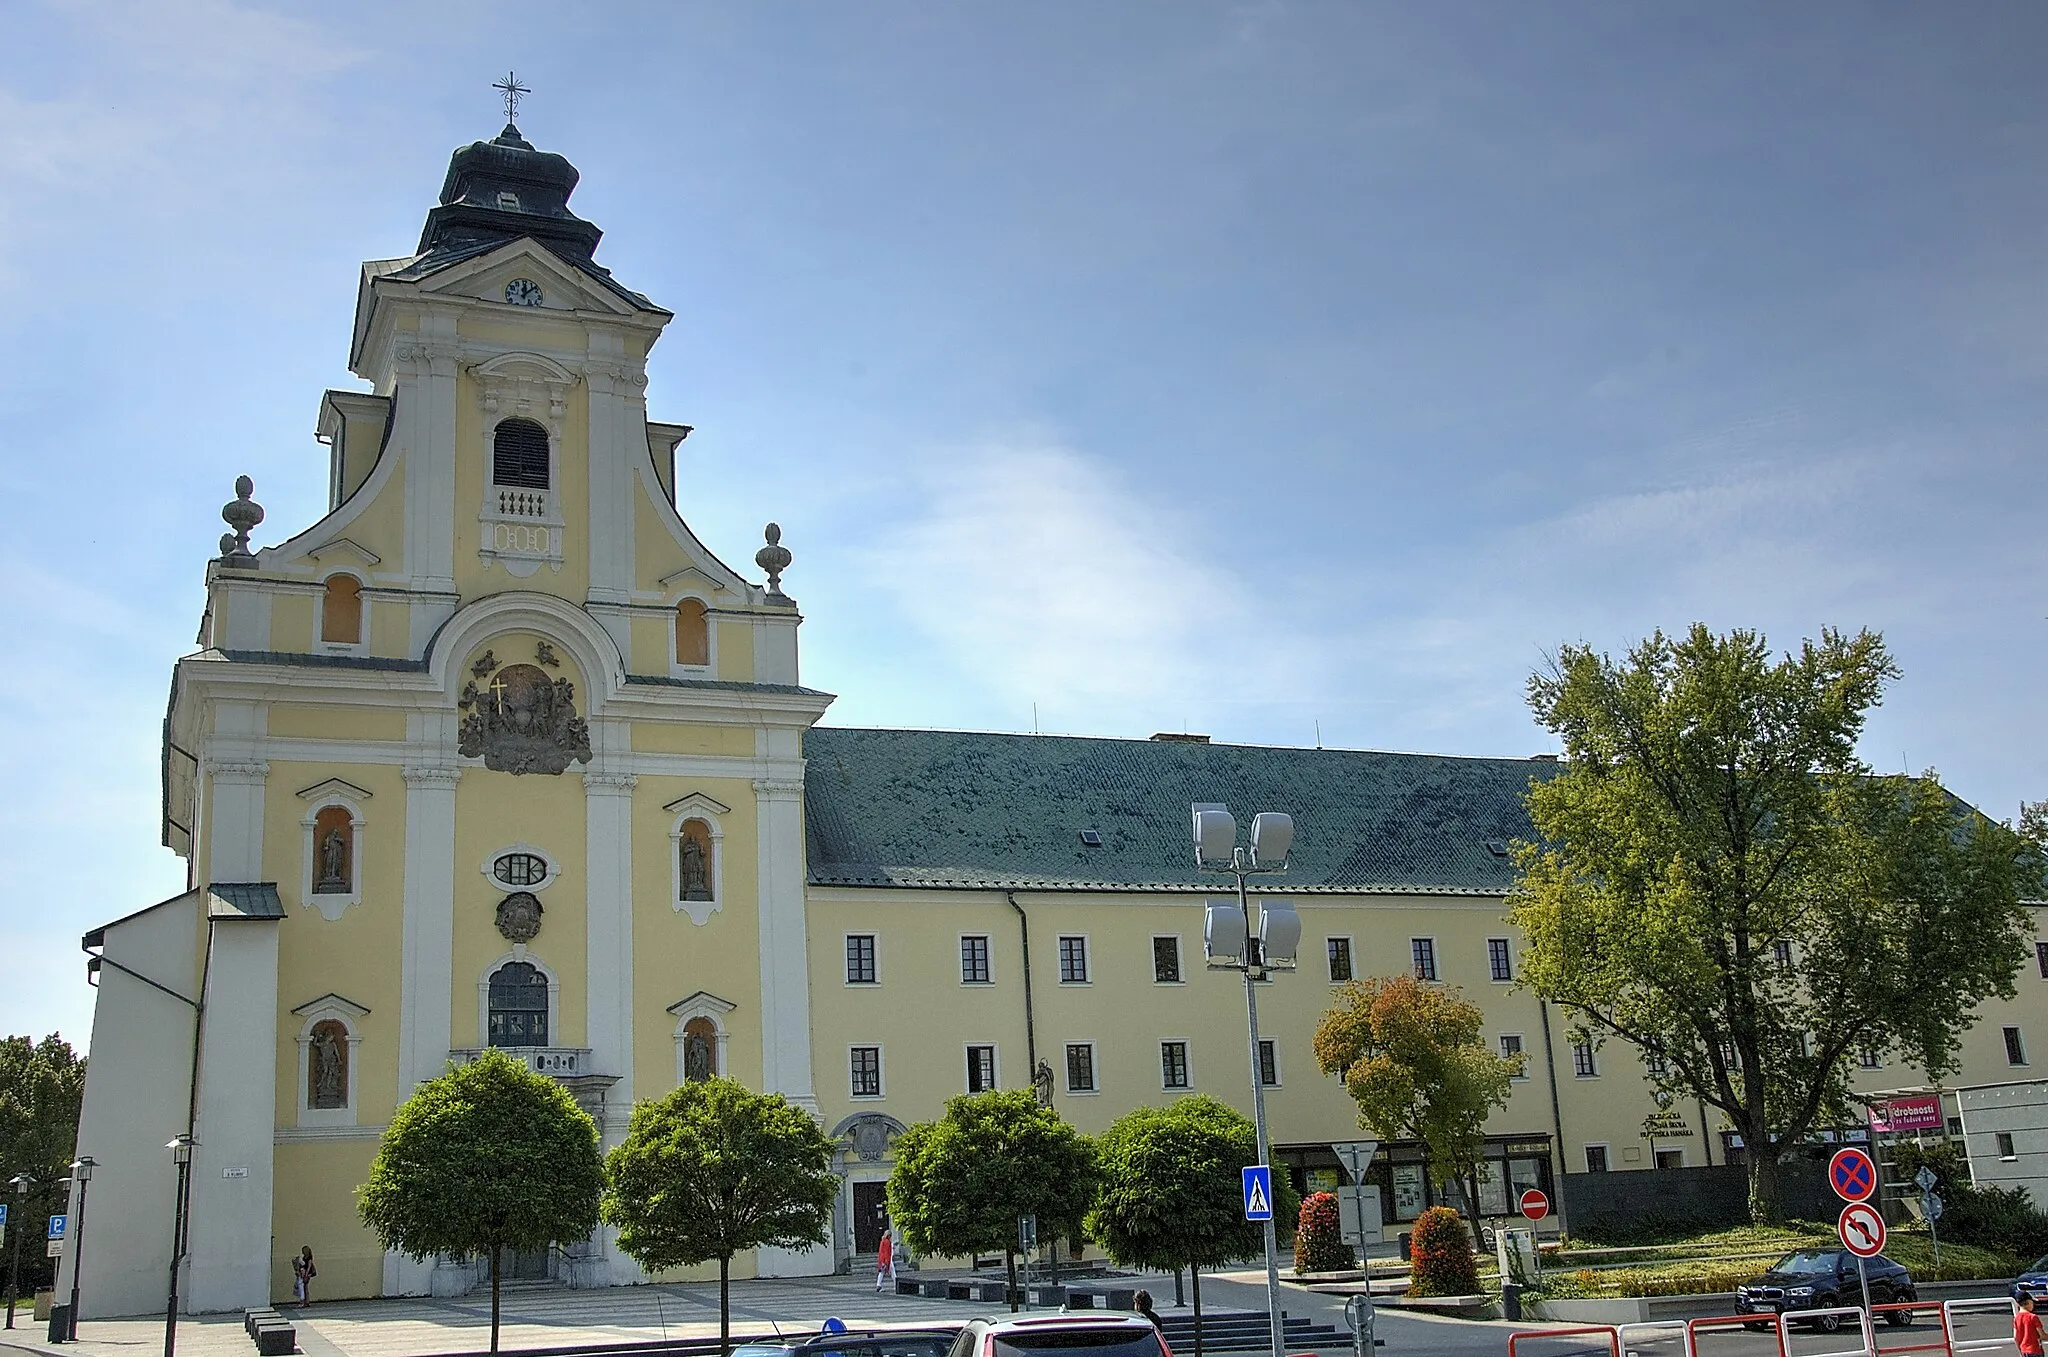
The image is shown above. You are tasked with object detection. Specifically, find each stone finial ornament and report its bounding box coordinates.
[755,522,793,604]
[219,475,265,568]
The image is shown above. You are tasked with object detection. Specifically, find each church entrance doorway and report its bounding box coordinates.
[852,1181,888,1254]
[502,1245,552,1282]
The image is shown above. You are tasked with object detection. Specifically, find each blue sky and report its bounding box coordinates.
[5,2,2045,1048]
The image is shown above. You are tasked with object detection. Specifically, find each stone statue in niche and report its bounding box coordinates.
[309,1023,347,1110]
[495,891,544,944]
[1032,1059,1055,1107]
[315,827,349,892]
[680,833,711,901]
[683,1028,714,1083]
[458,660,592,775]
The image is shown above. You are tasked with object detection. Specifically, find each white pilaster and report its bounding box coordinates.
[397,316,460,601]
[398,752,463,1094]
[207,758,269,883]
[753,775,815,1107]
[184,917,281,1314]
[583,770,636,1129]
[583,339,644,609]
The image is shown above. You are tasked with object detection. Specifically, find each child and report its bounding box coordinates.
[2019,1293,2043,1357]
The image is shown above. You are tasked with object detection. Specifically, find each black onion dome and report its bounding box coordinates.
[416,123,603,262]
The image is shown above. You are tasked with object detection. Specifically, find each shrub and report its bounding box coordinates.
[1940,1182,2048,1261]
[1407,1205,1480,1297]
[1294,1191,1351,1274]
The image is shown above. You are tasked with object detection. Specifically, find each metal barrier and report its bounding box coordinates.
[1942,1297,2016,1355]
[1616,1320,1685,1357]
[1506,1326,1619,1357]
[1684,1313,1787,1357]
[1869,1300,1949,1356]
[1777,1306,1873,1357]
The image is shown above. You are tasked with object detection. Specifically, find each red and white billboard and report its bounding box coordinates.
[1867,1095,1943,1134]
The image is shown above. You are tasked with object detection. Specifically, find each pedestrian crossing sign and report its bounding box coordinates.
[1243,1165,1274,1221]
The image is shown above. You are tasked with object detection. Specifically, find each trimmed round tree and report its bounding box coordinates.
[1293,1191,1349,1275]
[602,1078,838,1356]
[889,1089,1095,1309]
[357,1050,603,1354]
[1406,1205,1479,1297]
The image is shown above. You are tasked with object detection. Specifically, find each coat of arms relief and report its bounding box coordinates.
[457,645,593,775]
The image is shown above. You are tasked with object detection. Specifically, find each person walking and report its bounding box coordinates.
[291,1247,316,1307]
[2019,1294,2044,1357]
[874,1224,895,1292]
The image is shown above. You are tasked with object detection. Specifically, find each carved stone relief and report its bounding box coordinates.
[457,644,592,775]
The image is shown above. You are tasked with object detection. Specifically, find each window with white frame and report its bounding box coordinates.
[1500,1034,1527,1077]
[1571,1041,1598,1078]
[1258,1039,1280,1086]
[966,1044,998,1093]
[291,994,368,1128]
[1644,1047,1668,1078]
[668,991,734,1085]
[1058,936,1089,984]
[1857,1046,1883,1069]
[1065,1043,1097,1093]
[2007,1026,2029,1067]
[663,794,728,924]
[850,1046,883,1097]
[1161,1041,1190,1090]
[1584,1144,1610,1172]
[961,935,992,984]
[297,779,371,922]
[1999,1132,2018,1160]
[1772,939,1794,970]
[846,934,878,985]
[318,573,366,649]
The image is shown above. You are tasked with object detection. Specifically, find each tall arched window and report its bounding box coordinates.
[321,575,363,644]
[682,1017,718,1081]
[311,805,355,894]
[675,598,709,667]
[307,1019,351,1109]
[488,961,550,1047]
[492,418,550,489]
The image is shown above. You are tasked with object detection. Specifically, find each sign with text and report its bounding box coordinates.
[47,1214,65,1240]
[1642,1111,1694,1139]
[1868,1095,1943,1134]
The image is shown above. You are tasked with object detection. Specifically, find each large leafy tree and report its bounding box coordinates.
[358,1051,603,1353]
[888,1090,1095,1308]
[602,1078,837,1356]
[1312,975,1521,1227]
[1511,625,2038,1221]
[0,1036,85,1298]
[1088,1095,1293,1357]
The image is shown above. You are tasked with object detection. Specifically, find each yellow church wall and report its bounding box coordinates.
[368,597,410,659]
[715,623,754,683]
[336,472,409,583]
[272,592,316,653]
[630,723,754,757]
[272,1139,384,1302]
[266,705,407,743]
[629,776,764,1100]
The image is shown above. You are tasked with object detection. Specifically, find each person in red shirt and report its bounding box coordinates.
[2017,1294,2044,1357]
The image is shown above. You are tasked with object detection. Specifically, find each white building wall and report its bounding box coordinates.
[1959,1080,2048,1203]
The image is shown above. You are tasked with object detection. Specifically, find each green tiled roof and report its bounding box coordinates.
[802,728,1558,894]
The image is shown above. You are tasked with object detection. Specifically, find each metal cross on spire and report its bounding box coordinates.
[492,71,530,125]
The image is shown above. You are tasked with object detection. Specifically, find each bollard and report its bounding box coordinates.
[1502,1282,1522,1322]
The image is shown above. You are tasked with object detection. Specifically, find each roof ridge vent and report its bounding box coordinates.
[1150,732,1211,743]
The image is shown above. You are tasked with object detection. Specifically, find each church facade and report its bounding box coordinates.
[62,124,2048,1317]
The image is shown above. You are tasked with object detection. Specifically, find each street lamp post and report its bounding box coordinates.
[1193,805,1299,1357]
[164,1136,195,1357]
[66,1157,95,1340]
[5,1173,31,1330]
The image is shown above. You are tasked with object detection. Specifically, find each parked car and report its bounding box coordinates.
[732,1327,960,1357]
[2010,1256,2048,1302]
[1735,1250,1917,1331]
[944,1314,1169,1357]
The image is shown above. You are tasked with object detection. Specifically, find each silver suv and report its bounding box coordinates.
[946,1315,1168,1357]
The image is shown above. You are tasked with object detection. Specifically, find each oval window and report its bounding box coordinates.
[493,852,548,887]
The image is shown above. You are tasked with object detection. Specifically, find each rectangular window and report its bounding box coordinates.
[2007,1026,2029,1067]
[1858,1046,1882,1069]
[966,1044,997,1093]
[1059,936,1090,984]
[1999,1131,2018,1161]
[960,935,991,984]
[1500,1033,1526,1077]
[1153,936,1182,984]
[1487,937,1513,983]
[1584,1145,1609,1173]
[1773,939,1794,970]
[1258,1039,1280,1087]
[846,934,877,985]
[1327,938,1354,983]
[1411,937,1437,981]
[1065,1043,1097,1093]
[1654,1149,1685,1171]
[2037,941,2048,980]
[1644,1048,1668,1078]
[1161,1041,1190,1090]
[850,1046,882,1097]
[1572,1042,1598,1078]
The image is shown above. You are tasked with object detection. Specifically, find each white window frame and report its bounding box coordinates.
[1326,935,1355,984]
[667,990,736,1086]
[297,778,371,921]
[1499,1033,1528,1079]
[291,993,369,1128]
[665,590,718,678]
[479,950,561,1051]
[1486,936,1513,984]
[1653,1147,1687,1170]
[964,1042,1000,1093]
[1152,934,1184,985]
[1160,1038,1193,1091]
[845,933,881,986]
[1064,1041,1099,1095]
[1571,1041,1599,1078]
[1057,935,1091,985]
[1584,1143,1611,1173]
[1998,1131,2018,1161]
[960,934,994,985]
[664,793,729,926]
[849,1044,885,1099]
[314,568,371,657]
[479,840,564,894]
[1410,936,1438,982]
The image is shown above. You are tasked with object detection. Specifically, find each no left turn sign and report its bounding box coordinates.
[1838,1201,1886,1258]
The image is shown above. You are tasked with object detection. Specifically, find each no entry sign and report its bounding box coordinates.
[1838,1201,1886,1257]
[1829,1146,1877,1202]
[1519,1188,1551,1221]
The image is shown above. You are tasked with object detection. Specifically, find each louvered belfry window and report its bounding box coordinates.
[492,418,550,489]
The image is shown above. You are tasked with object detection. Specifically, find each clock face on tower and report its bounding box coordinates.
[504,278,544,307]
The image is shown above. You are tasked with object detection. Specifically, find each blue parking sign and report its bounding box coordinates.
[48,1214,66,1240]
[1243,1165,1274,1222]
